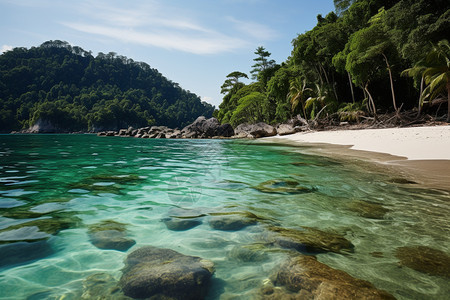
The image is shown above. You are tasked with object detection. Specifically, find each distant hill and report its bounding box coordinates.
[0,40,214,132]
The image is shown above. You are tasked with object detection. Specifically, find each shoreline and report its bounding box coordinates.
[263,125,450,191]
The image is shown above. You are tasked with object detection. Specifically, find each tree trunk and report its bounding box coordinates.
[447,80,450,123]
[381,53,398,114]
[417,76,424,118]
[364,83,377,119]
[347,71,355,103]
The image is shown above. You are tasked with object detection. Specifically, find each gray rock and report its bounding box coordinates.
[234,122,277,138]
[119,246,214,299]
[182,116,234,138]
[277,124,296,136]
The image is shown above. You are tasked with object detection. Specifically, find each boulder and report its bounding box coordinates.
[277,124,296,136]
[118,129,128,136]
[234,122,277,138]
[395,246,450,277]
[88,220,135,251]
[265,255,395,299]
[182,116,234,138]
[119,246,215,299]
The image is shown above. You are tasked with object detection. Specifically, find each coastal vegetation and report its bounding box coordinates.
[0,40,214,132]
[214,0,450,126]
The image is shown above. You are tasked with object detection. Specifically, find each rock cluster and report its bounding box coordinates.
[97,116,309,139]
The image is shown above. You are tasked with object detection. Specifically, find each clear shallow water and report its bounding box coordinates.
[0,134,449,299]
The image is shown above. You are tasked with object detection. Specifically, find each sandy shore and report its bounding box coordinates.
[265,125,450,190]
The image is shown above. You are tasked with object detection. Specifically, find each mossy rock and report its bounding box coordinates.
[268,226,354,254]
[88,220,128,233]
[263,255,395,299]
[226,245,269,262]
[0,214,82,244]
[119,246,214,299]
[395,246,450,278]
[348,200,390,219]
[88,220,135,251]
[255,179,317,194]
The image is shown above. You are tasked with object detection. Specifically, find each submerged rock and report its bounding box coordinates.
[208,211,259,231]
[262,255,395,299]
[348,200,390,219]
[209,215,257,231]
[395,246,450,278]
[162,217,202,231]
[119,246,215,299]
[227,245,269,263]
[88,220,135,251]
[162,207,205,231]
[82,273,131,300]
[268,226,354,254]
[255,179,317,194]
[0,240,54,268]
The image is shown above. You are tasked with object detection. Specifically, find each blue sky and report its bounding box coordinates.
[0,0,335,107]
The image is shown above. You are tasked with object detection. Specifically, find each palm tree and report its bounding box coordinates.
[403,40,450,122]
[287,77,311,119]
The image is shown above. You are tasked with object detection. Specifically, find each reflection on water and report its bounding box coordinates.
[0,134,449,299]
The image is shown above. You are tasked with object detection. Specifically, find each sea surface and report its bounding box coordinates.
[0,134,449,299]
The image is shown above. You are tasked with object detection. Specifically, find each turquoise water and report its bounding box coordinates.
[0,134,449,299]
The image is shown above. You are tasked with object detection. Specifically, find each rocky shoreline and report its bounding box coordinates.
[96,116,310,139]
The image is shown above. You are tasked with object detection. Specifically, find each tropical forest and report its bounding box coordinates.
[215,0,450,126]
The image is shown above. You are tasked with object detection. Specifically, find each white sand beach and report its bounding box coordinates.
[267,125,450,190]
[271,125,450,160]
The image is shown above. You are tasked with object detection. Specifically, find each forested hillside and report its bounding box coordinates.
[0,40,214,132]
[215,0,450,126]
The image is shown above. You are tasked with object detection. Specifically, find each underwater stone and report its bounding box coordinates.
[119,246,215,300]
[226,245,269,263]
[88,220,135,251]
[265,255,396,299]
[255,179,317,194]
[395,246,450,278]
[209,215,257,231]
[162,217,202,231]
[82,273,131,300]
[348,200,390,219]
[0,240,54,268]
[268,226,354,254]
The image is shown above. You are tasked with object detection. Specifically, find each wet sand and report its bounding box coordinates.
[263,125,450,191]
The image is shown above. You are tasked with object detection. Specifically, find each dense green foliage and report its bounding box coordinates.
[0,40,214,132]
[215,0,450,126]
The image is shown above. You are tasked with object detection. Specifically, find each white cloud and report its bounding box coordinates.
[0,45,13,54]
[227,17,278,40]
[63,22,248,55]
[60,0,274,55]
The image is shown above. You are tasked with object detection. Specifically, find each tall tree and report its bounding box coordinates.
[250,46,276,81]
